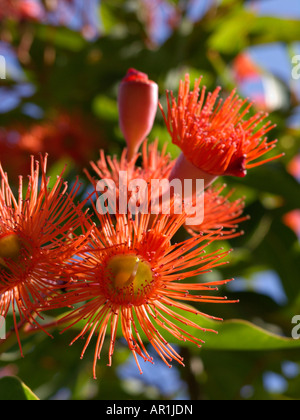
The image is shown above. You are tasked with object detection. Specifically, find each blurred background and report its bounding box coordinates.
[0,0,300,401]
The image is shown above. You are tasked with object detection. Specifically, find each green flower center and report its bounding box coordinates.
[103,254,154,305]
[0,233,22,270]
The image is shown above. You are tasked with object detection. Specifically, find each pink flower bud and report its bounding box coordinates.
[118,68,158,160]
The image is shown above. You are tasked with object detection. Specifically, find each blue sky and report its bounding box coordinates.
[250,0,300,19]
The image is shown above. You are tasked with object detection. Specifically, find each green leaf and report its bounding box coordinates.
[234,164,300,212]
[251,17,300,45]
[219,0,244,5]
[208,11,300,54]
[0,377,39,400]
[195,317,300,351]
[117,308,300,351]
[65,308,300,352]
[254,220,300,302]
[208,10,256,54]
[100,2,119,34]
[35,26,86,52]
[93,94,119,121]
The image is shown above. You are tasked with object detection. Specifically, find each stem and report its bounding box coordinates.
[180,347,202,400]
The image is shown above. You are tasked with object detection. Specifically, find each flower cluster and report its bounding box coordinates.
[0,69,282,378]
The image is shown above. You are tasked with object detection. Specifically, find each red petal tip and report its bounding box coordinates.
[122,68,150,83]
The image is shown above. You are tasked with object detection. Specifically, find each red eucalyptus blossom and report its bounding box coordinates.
[19,111,104,167]
[85,139,174,191]
[47,198,236,379]
[85,141,247,239]
[160,74,283,184]
[185,185,248,239]
[0,155,91,354]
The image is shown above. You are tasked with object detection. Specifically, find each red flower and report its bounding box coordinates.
[287,155,300,181]
[283,210,300,237]
[85,140,176,219]
[233,53,261,83]
[85,139,174,190]
[159,74,282,178]
[0,129,31,177]
[0,155,90,354]
[48,200,236,379]
[19,112,105,168]
[85,141,247,240]
[0,0,43,21]
[185,185,249,239]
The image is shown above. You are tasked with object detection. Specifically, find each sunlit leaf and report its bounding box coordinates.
[0,377,39,401]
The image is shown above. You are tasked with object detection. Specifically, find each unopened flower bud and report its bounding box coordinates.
[118,68,158,160]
